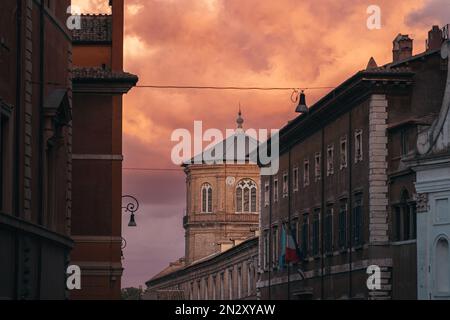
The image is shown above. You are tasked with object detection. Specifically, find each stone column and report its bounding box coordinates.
[368,94,389,244]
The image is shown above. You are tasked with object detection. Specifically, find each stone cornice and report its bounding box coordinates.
[0,212,73,248]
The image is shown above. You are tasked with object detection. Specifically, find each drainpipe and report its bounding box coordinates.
[348,111,353,299]
[268,175,272,300]
[36,0,45,300]
[14,0,23,300]
[320,127,325,299]
[38,0,45,226]
[287,148,291,300]
[14,1,23,219]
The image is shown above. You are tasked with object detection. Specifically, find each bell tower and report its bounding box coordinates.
[183,112,260,265]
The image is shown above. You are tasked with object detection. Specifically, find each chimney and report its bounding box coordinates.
[426,25,444,51]
[393,34,413,63]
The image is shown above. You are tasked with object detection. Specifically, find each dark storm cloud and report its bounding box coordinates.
[407,0,450,27]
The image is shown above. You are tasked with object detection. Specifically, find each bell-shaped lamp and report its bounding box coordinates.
[295,91,308,113]
[128,213,137,227]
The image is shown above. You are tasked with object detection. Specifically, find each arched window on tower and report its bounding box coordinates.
[236,179,257,213]
[201,183,212,213]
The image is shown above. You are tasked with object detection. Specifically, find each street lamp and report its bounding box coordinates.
[122,195,139,227]
[121,237,127,260]
[292,89,308,114]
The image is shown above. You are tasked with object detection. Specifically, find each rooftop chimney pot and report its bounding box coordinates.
[427,25,444,51]
[393,34,413,63]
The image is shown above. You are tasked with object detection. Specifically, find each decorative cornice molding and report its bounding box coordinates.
[72,154,124,161]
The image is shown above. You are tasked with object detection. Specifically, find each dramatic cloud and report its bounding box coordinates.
[73,0,440,288]
[407,0,450,27]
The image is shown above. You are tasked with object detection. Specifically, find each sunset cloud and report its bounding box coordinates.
[407,0,450,27]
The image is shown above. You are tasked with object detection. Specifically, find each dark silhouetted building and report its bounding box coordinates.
[70,0,137,300]
[0,0,73,299]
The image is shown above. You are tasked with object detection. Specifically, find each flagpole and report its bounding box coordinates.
[288,260,290,300]
[287,148,291,300]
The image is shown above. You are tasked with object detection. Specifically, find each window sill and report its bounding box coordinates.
[390,239,416,246]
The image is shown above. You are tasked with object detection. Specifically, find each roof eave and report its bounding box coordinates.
[73,77,138,94]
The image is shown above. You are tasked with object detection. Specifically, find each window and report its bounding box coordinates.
[293,167,299,192]
[204,278,209,300]
[303,159,310,187]
[263,231,270,270]
[237,267,242,299]
[327,145,334,176]
[247,264,252,296]
[436,198,449,223]
[301,214,309,258]
[236,179,257,213]
[435,238,450,294]
[340,136,348,169]
[201,183,212,213]
[393,189,417,241]
[273,178,279,202]
[315,153,321,182]
[228,269,233,300]
[282,172,288,197]
[352,194,364,246]
[0,103,11,211]
[355,129,363,163]
[324,206,333,253]
[338,200,348,249]
[0,114,6,210]
[312,210,320,256]
[264,182,269,207]
[220,273,225,300]
[400,128,410,156]
[212,275,217,300]
[190,282,194,300]
[292,218,298,243]
[197,280,201,300]
[272,226,279,268]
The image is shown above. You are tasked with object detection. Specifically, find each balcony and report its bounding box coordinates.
[183,213,259,227]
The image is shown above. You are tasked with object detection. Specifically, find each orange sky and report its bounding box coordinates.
[73,0,449,288]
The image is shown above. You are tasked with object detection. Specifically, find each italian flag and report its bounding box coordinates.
[285,230,301,263]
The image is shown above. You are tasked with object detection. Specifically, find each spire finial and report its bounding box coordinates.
[237,103,244,129]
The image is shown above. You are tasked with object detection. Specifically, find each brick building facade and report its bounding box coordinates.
[0,0,73,299]
[0,0,137,300]
[70,0,138,300]
[258,26,448,300]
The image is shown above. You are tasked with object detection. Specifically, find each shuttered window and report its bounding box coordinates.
[324,207,333,253]
[338,201,348,248]
[352,195,363,246]
[312,210,320,256]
